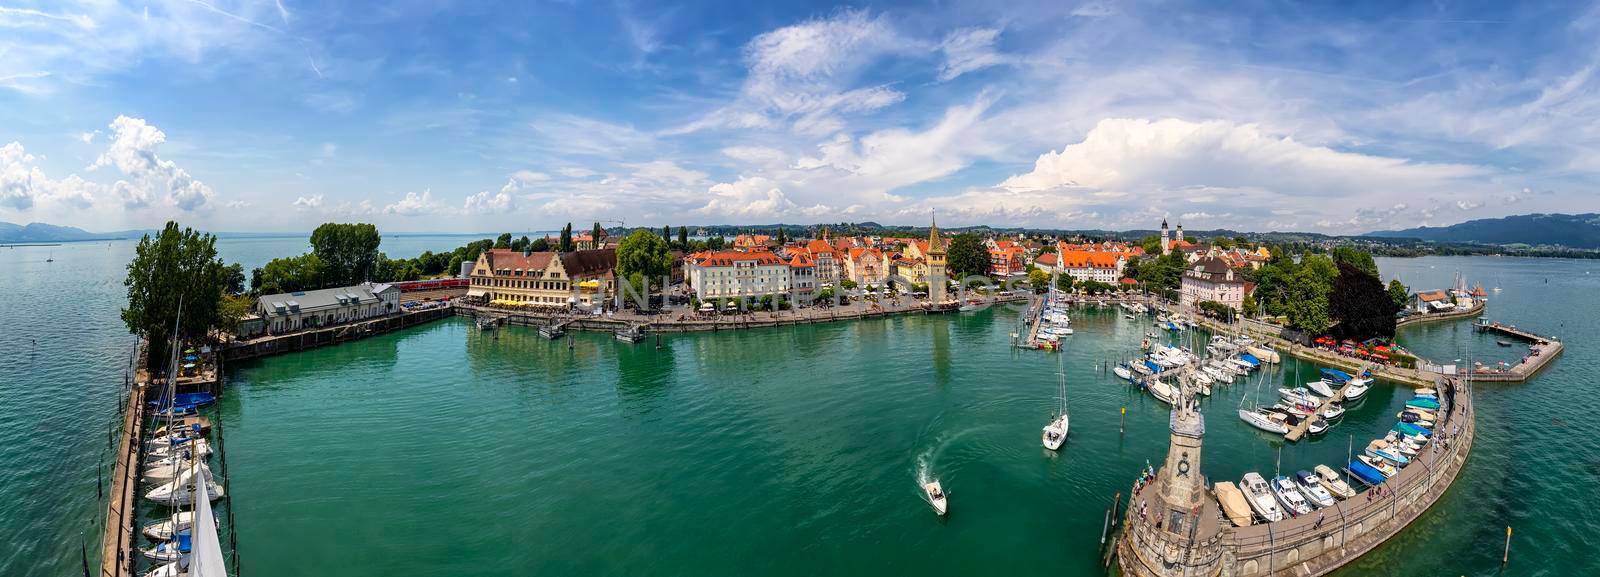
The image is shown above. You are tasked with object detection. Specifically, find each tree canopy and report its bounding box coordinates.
[616,229,673,288]
[1387,279,1410,311]
[1329,261,1400,340]
[309,223,382,286]
[1332,246,1379,278]
[945,233,990,279]
[559,223,574,252]
[123,222,236,371]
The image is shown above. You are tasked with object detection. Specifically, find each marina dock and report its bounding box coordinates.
[100,374,148,577]
[1282,376,1366,442]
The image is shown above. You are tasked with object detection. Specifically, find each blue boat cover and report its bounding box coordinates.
[1320,368,1353,382]
[176,533,192,552]
[1143,360,1164,374]
[1239,354,1260,366]
[1347,460,1386,486]
[1393,422,1433,437]
[1406,398,1441,410]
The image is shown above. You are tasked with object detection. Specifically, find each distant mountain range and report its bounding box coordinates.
[1369,213,1600,249]
[0,222,146,243]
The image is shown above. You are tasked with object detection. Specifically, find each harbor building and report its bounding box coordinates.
[986,239,1028,277]
[254,282,402,335]
[1051,250,1126,284]
[843,246,890,287]
[686,249,798,299]
[801,237,841,286]
[1180,256,1248,310]
[466,248,618,310]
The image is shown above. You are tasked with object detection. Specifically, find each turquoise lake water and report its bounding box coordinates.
[3,240,1596,576]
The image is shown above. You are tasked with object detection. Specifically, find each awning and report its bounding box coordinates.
[578,280,601,289]
[467,288,488,297]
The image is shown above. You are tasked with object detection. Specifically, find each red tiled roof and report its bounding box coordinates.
[483,249,556,271]
[689,250,786,266]
[1057,250,1121,269]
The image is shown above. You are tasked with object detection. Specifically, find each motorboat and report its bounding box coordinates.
[1271,475,1314,516]
[1342,378,1370,401]
[1226,358,1256,373]
[1366,440,1411,466]
[1113,365,1135,381]
[1415,388,1438,396]
[1320,403,1345,420]
[1346,458,1387,486]
[1314,465,1357,499]
[1357,455,1398,478]
[1307,417,1330,435]
[1213,481,1255,526]
[923,481,948,515]
[1393,422,1433,438]
[1406,397,1441,410]
[1305,379,1334,397]
[1147,380,1177,405]
[1202,366,1233,384]
[142,533,191,562]
[1246,345,1281,364]
[1132,362,1155,376]
[144,512,197,541]
[1378,434,1419,457]
[1239,408,1289,434]
[1398,411,1434,427]
[1240,473,1285,522]
[1391,427,1429,446]
[1193,371,1214,387]
[1294,470,1337,508]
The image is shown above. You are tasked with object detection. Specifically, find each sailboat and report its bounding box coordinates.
[1041,368,1069,451]
[146,459,227,577]
[1238,368,1287,434]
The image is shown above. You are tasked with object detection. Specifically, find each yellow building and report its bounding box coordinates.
[467,249,617,309]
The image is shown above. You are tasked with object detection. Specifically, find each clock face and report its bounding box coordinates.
[1177,452,1191,477]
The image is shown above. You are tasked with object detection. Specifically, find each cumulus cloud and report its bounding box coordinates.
[383,189,440,216]
[89,116,215,210]
[697,176,806,219]
[292,195,324,210]
[721,145,788,165]
[1,142,43,210]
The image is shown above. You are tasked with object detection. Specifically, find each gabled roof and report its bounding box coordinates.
[560,249,617,277]
[1057,250,1122,269]
[689,250,786,266]
[482,249,556,272]
[1416,290,1449,302]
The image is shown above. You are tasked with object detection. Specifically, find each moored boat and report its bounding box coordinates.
[1113,365,1134,381]
[1357,455,1398,478]
[1213,481,1255,526]
[143,512,196,541]
[1293,470,1337,508]
[1305,379,1334,397]
[1346,458,1387,486]
[1240,472,1284,522]
[1271,475,1314,516]
[1314,464,1356,499]
[1239,408,1289,434]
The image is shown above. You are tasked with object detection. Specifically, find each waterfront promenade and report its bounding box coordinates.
[99,373,147,577]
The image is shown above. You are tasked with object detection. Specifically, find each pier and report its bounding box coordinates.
[1118,375,1473,577]
[99,373,148,577]
[1282,377,1359,443]
[1466,321,1564,382]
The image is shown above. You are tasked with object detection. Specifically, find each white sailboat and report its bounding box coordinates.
[1041,368,1069,451]
[146,462,227,577]
[145,465,225,506]
[143,511,197,541]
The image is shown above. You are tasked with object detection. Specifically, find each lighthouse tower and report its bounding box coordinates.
[1119,381,1227,577]
[927,212,949,305]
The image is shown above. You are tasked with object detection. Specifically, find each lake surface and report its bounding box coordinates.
[3,242,1596,576]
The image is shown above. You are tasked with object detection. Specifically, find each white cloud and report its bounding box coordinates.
[318,142,337,158]
[292,195,324,210]
[557,167,597,179]
[89,116,215,210]
[938,27,1010,81]
[510,169,550,183]
[669,10,917,135]
[1,142,43,210]
[77,130,100,143]
[697,176,807,219]
[383,189,441,216]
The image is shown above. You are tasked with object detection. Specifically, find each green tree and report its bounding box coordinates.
[495,233,512,249]
[1139,235,1163,255]
[1284,262,1334,335]
[840,279,859,290]
[309,222,382,286]
[945,233,990,278]
[217,293,254,336]
[530,237,550,252]
[223,262,246,295]
[256,254,325,295]
[592,222,605,247]
[1028,268,1050,293]
[1056,274,1074,292]
[677,226,688,249]
[1387,279,1410,311]
[1241,293,1259,318]
[1331,246,1379,278]
[123,222,233,371]
[662,225,672,242]
[559,223,574,252]
[1329,261,1400,340]
[707,236,726,250]
[616,229,673,288]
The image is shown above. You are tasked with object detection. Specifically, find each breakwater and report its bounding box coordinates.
[222,306,454,362]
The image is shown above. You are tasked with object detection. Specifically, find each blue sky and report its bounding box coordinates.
[2,1,1598,234]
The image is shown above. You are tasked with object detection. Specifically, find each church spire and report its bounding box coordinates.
[928,211,944,253]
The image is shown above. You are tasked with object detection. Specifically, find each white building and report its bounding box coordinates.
[1049,250,1127,284]
[686,250,797,299]
[1179,257,1248,310]
[256,282,401,334]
